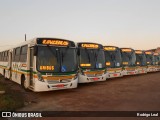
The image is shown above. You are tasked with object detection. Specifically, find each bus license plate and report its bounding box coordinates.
[56,84,64,88]
[92,78,99,81]
[114,74,117,76]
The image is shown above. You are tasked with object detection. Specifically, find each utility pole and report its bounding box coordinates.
[25,34,26,41]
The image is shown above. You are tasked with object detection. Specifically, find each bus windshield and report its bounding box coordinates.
[121,51,136,66]
[145,54,154,65]
[136,53,147,66]
[60,47,77,72]
[79,49,105,69]
[37,46,77,73]
[158,55,160,65]
[104,49,122,68]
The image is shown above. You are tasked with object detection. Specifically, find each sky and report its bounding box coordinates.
[0,0,160,50]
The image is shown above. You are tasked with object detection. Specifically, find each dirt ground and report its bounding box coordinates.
[0,72,160,119]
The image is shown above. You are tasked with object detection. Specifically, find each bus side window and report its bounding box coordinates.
[0,52,1,61]
[6,51,9,61]
[20,45,28,62]
[4,51,8,61]
[14,47,21,62]
[2,52,4,61]
[12,49,15,62]
[4,51,6,61]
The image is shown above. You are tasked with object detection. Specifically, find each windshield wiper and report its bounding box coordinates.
[110,53,116,67]
[61,47,69,63]
[85,48,91,63]
[123,52,131,61]
[47,46,58,62]
[94,49,99,62]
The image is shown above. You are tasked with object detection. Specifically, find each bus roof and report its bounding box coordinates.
[0,37,75,52]
[103,45,119,48]
[120,48,134,52]
[154,52,159,56]
[144,51,153,54]
[135,50,145,54]
[77,42,103,49]
[103,46,119,51]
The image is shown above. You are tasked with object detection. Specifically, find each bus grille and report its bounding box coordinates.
[47,79,72,84]
[86,74,102,77]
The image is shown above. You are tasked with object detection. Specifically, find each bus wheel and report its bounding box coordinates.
[21,75,27,90]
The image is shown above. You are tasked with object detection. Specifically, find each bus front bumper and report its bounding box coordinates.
[78,73,107,83]
[147,68,157,72]
[107,72,123,78]
[34,78,78,92]
[136,68,147,74]
[122,70,137,75]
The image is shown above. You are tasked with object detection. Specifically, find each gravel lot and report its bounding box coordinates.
[0,72,160,119]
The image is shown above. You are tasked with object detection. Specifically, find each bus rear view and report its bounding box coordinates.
[121,48,137,75]
[103,46,123,78]
[77,42,107,83]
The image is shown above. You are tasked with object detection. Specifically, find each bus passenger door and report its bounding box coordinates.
[29,47,34,86]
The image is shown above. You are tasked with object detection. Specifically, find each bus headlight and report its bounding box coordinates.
[37,72,45,82]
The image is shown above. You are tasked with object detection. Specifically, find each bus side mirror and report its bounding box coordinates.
[34,46,38,56]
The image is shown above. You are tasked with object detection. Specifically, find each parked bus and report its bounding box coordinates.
[0,38,78,92]
[103,46,123,78]
[157,53,160,71]
[153,52,160,71]
[77,42,107,83]
[144,51,156,72]
[135,50,147,74]
[120,48,137,75]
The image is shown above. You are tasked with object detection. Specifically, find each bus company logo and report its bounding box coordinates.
[2,112,11,117]
[81,44,99,48]
[42,40,69,46]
